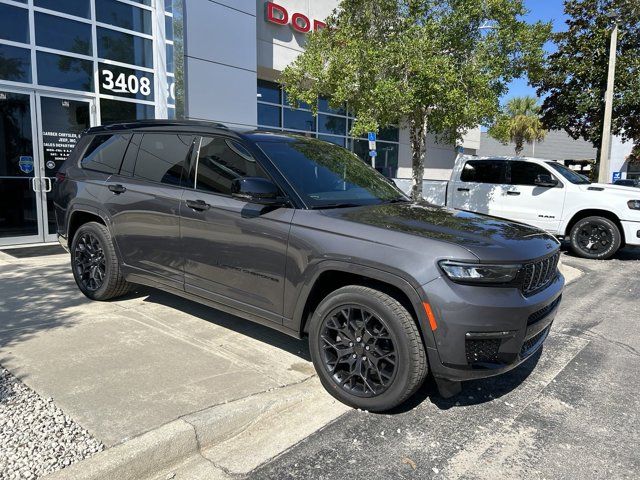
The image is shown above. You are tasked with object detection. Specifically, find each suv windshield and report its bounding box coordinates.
[258,137,408,208]
[546,162,591,184]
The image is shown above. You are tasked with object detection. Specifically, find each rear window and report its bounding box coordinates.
[460,160,507,184]
[133,133,195,187]
[80,134,130,174]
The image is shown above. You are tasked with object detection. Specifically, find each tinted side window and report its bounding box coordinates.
[509,161,554,186]
[81,134,130,174]
[460,160,506,184]
[194,137,269,195]
[134,133,194,186]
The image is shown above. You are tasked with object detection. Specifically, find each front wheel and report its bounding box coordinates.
[71,222,131,300]
[308,285,428,411]
[569,216,621,260]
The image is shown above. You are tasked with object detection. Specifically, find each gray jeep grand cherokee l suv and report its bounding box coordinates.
[54,120,564,411]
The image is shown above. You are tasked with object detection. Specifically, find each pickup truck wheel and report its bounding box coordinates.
[308,286,428,412]
[71,222,131,300]
[569,216,621,260]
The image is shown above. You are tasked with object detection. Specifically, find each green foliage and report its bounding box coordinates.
[282,0,550,198]
[533,0,640,149]
[488,95,547,155]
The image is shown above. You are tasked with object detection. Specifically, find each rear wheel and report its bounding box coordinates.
[569,216,621,260]
[71,222,131,300]
[308,285,427,411]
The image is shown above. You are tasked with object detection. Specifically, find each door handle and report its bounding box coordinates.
[31,177,40,192]
[108,184,126,194]
[43,177,52,193]
[186,199,210,211]
[506,191,521,196]
[457,187,470,192]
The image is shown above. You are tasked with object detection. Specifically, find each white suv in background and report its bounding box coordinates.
[420,156,640,259]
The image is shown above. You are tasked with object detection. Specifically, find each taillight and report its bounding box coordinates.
[55,172,66,183]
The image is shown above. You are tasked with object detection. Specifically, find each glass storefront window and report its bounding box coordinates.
[164,0,173,13]
[318,114,346,136]
[166,44,174,74]
[165,15,173,41]
[34,0,90,18]
[283,108,316,132]
[97,27,153,68]
[318,135,346,147]
[98,63,154,101]
[37,51,94,92]
[0,44,32,83]
[96,0,152,35]
[100,98,154,124]
[257,80,280,104]
[319,96,346,116]
[35,13,92,56]
[0,4,29,44]
[283,90,312,110]
[258,103,280,128]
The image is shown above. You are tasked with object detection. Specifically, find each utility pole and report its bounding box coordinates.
[598,18,618,184]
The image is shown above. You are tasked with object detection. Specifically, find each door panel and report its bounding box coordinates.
[498,161,566,232]
[451,160,508,217]
[180,135,292,319]
[0,90,42,246]
[104,133,195,287]
[181,193,293,319]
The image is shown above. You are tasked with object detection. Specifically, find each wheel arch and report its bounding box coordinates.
[66,207,110,249]
[293,262,436,351]
[564,209,626,246]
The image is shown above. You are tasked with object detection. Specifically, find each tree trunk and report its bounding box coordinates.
[409,115,428,201]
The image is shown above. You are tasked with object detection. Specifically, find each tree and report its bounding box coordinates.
[488,96,547,155]
[282,0,550,199]
[533,0,640,156]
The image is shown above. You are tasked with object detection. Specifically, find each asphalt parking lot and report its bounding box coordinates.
[0,247,638,479]
[253,248,640,480]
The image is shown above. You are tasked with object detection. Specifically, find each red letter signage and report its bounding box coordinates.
[291,13,311,33]
[265,1,288,25]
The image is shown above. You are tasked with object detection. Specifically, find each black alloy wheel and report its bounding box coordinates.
[309,285,428,411]
[320,305,398,398]
[70,222,131,300]
[569,216,621,260]
[74,232,106,291]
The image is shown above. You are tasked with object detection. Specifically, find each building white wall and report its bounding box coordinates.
[184,0,258,127]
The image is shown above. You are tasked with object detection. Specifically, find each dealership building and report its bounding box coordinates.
[0,0,478,247]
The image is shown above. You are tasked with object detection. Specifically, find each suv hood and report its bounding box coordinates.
[322,202,560,263]
[582,183,640,196]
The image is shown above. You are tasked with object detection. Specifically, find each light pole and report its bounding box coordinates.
[598,14,619,184]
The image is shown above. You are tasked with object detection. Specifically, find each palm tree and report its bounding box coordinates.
[489,96,547,156]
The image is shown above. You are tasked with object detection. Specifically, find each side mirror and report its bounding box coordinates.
[231,177,287,206]
[535,174,559,188]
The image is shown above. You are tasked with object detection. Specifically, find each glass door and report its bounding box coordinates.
[0,89,42,246]
[36,94,94,242]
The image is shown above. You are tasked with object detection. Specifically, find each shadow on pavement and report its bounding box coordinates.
[560,243,640,261]
[135,286,312,362]
[387,347,543,414]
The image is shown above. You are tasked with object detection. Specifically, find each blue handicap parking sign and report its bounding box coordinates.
[368,132,376,142]
[612,172,622,182]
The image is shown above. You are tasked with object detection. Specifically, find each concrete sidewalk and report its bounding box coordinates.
[0,252,330,448]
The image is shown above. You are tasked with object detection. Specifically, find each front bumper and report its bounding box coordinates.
[621,220,640,246]
[422,272,564,382]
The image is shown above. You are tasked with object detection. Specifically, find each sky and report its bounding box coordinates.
[501,0,569,103]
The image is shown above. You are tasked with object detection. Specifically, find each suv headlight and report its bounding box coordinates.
[439,261,521,284]
[628,200,640,210]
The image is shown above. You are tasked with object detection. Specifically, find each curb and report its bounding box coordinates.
[44,377,348,480]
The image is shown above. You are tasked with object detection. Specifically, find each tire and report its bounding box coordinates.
[70,222,131,300]
[569,216,621,260]
[308,285,428,411]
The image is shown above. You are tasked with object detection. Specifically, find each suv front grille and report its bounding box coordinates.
[465,338,501,364]
[520,253,560,296]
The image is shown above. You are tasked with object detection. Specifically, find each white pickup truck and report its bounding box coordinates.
[400,155,640,259]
